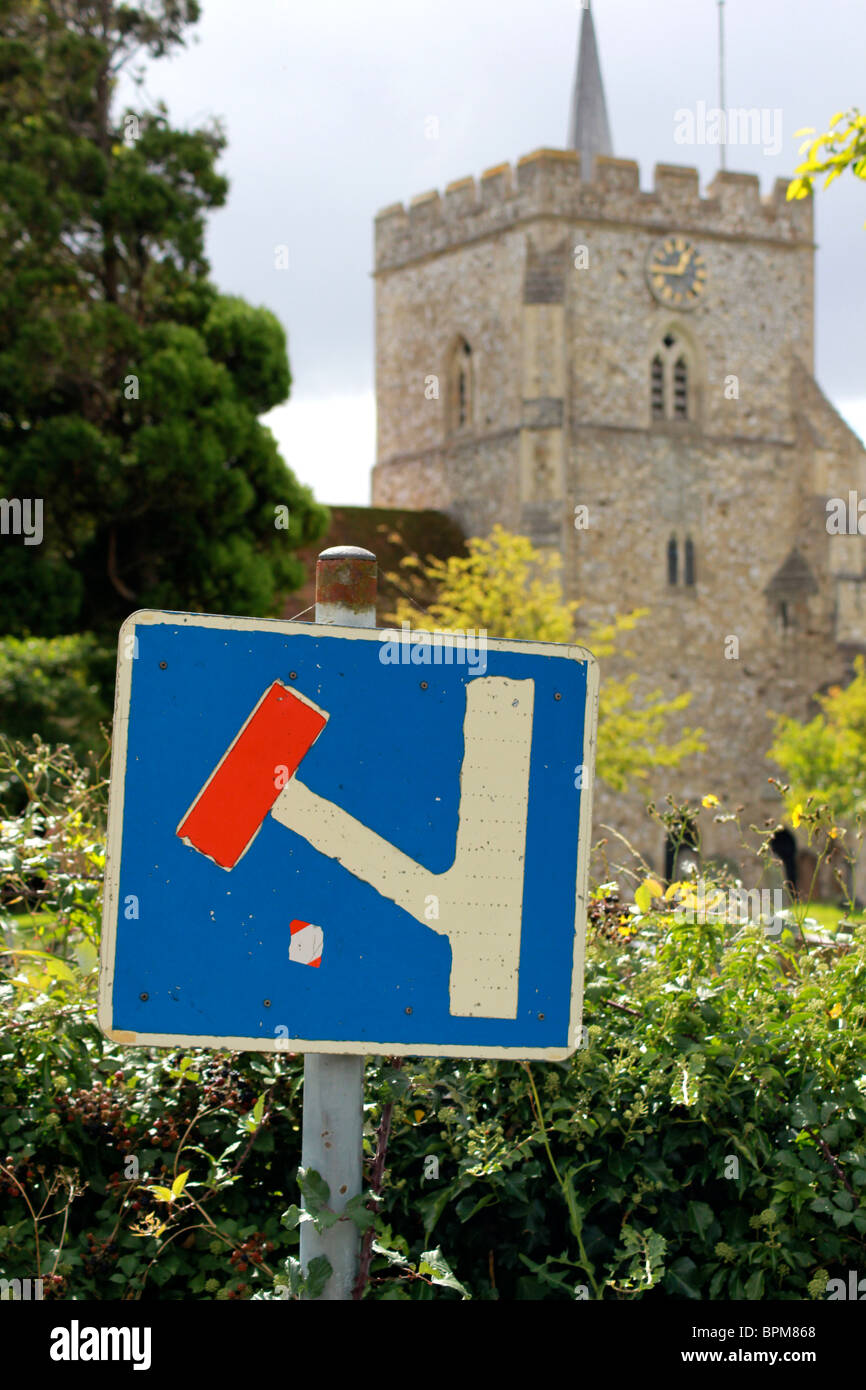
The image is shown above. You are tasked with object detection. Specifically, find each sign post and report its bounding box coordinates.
[98,542,598,1300]
[299,547,376,1299]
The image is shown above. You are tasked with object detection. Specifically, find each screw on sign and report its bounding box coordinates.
[98,545,598,1297]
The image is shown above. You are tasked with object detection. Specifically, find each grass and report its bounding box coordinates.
[789,900,866,932]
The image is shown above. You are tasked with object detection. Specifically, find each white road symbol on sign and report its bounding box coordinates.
[179,675,534,1019]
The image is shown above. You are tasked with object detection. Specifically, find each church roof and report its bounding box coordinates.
[567,2,613,177]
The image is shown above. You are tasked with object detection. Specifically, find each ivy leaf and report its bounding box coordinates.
[745,1269,764,1299]
[686,1201,715,1240]
[664,1256,701,1299]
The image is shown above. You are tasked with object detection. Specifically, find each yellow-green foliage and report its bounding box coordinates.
[788,108,866,221]
[769,656,866,825]
[388,526,704,792]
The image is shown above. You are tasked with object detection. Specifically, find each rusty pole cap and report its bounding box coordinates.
[315,546,377,628]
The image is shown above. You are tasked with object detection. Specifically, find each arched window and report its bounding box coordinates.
[650,330,694,422]
[651,355,665,419]
[667,536,678,586]
[449,337,473,433]
[673,357,688,419]
[684,537,696,587]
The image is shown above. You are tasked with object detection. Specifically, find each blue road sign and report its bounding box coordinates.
[99,611,598,1059]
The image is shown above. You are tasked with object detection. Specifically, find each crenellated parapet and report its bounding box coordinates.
[374,149,813,272]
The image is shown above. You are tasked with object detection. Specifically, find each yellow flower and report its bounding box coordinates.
[791,804,804,829]
[701,794,719,808]
[829,1003,842,1019]
[829,827,839,839]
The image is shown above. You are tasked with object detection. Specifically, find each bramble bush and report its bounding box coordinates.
[1,738,865,1299]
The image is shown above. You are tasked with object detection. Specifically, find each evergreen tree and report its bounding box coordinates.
[0,0,327,637]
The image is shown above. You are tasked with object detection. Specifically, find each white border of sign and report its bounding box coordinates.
[98,610,599,1060]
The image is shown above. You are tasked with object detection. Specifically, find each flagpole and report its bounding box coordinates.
[718,0,727,170]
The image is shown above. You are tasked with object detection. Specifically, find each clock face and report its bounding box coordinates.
[646,236,708,309]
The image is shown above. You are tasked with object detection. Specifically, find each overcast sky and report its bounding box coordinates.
[131,0,866,505]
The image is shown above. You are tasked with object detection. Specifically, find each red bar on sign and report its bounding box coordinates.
[177,681,328,869]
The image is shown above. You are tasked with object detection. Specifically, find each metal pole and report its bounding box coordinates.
[718,0,726,171]
[299,545,377,1300]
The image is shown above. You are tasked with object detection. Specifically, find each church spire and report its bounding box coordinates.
[567,2,613,177]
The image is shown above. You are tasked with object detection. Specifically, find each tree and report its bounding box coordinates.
[788,108,866,217]
[388,526,704,792]
[0,0,328,638]
[768,657,866,825]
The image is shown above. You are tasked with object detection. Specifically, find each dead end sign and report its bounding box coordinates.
[98,610,598,1060]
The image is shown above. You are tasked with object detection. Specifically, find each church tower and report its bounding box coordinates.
[371,3,866,877]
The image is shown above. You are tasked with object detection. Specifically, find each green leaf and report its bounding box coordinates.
[370,1240,411,1270]
[686,1201,715,1240]
[634,883,652,914]
[665,1256,701,1299]
[297,1167,330,1214]
[343,1192,379,1232]
[281,1204,303,1231]
[420,1183,458,1237]
[832,1208,854,1228]
[418,1247,470,1297]
[744,1269,764,1299]
[171,1169,190,1199]
[303,1255,333,1299]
